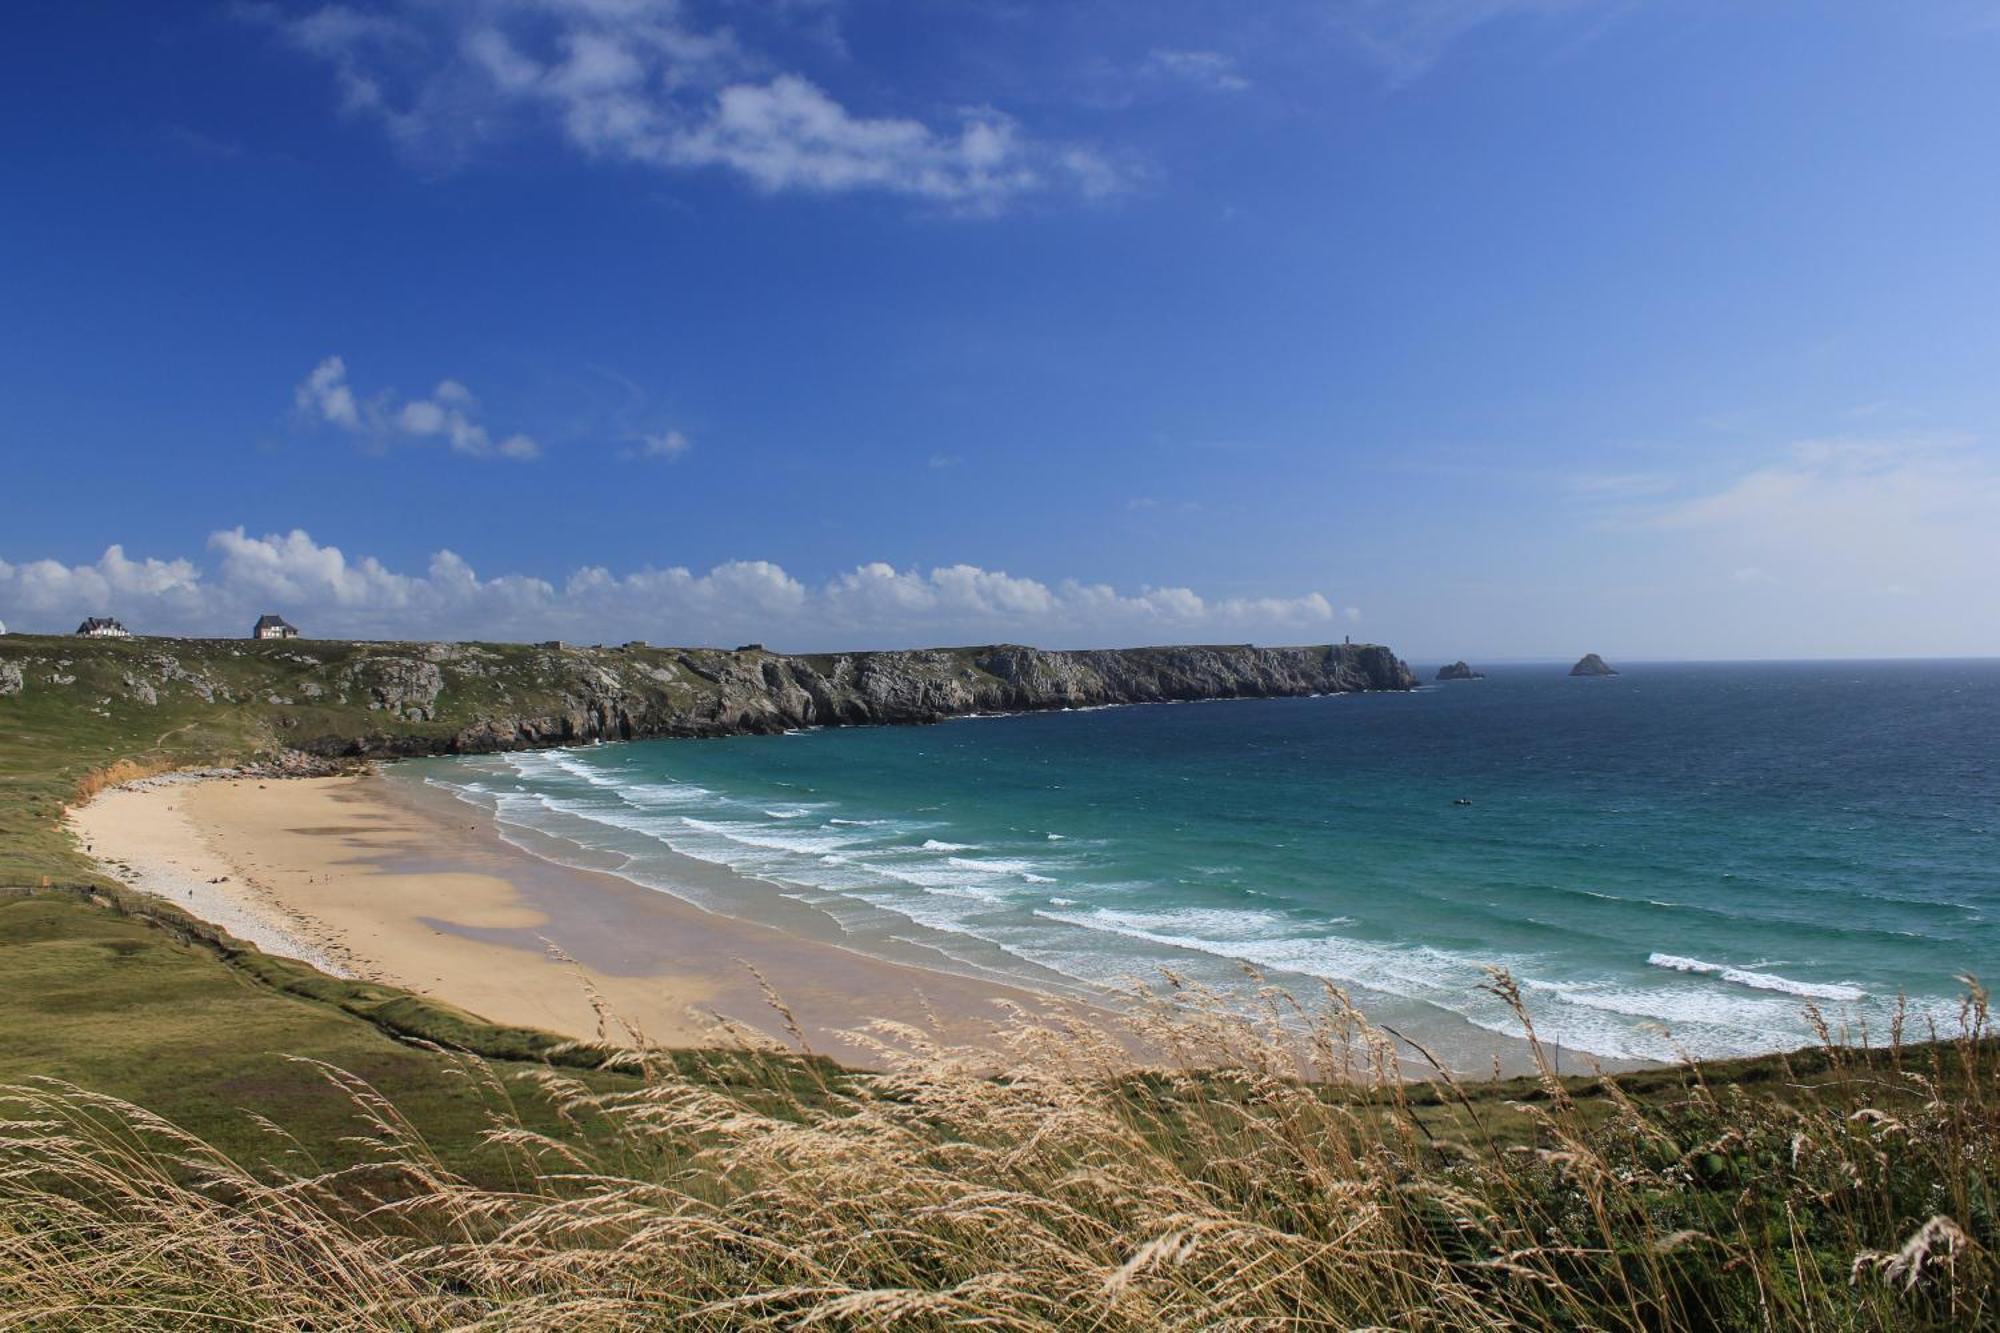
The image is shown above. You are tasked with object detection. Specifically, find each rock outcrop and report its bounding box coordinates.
[0,637,1418,761]
[431,642,1417,758]
[1569,653,1617,677]
[1436,661,1483,681]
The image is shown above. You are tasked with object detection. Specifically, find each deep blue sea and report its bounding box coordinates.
[406,661,1999,1062]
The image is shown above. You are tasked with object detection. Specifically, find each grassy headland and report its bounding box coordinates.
[0,632,1993,1327]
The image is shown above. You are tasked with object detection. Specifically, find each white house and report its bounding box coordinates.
[76,617,130,638]
[252,614,300,641]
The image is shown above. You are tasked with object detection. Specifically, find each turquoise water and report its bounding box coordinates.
[406,661,1998,1062]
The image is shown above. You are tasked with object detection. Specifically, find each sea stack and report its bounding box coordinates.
[1436,661,1484,681]
[1569,653,1617,677]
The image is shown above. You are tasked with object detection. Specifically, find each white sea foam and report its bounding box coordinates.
[921,839,975,852]
[1647,953,1866,1002]
[678,816,862,858]
[1048,906,1289,939]
[946,856,1047,876]
[1027,906,1761,1059]
[621,780,717,805]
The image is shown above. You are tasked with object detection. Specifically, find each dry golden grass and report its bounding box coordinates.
[0,972,1992,1330]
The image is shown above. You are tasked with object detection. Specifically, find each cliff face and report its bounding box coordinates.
[425,642,1416,755]
[0,637,1416,761]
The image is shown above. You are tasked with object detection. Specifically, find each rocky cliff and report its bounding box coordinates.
[0,637,1416,762]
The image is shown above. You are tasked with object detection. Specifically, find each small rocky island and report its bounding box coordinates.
[1569,653,1618,677]
[1436,661,1484,681]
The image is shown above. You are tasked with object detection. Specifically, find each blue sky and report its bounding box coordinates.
[3,0,1998,657]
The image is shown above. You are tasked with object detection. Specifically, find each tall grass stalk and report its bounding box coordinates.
[0,974,1991,1329]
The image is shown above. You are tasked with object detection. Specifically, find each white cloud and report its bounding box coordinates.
[252,1,1125,209]
[1632,433,2000,616]
[0,546,204,619]
[619,428,691,462]
[0,529,1348,650]
[294,355,359,428]
[291,358,540,461]
[1143,49,1251,93]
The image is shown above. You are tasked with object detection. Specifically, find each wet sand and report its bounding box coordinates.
[71,771,1055,1058]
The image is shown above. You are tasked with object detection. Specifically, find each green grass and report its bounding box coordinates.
[0,932,1990,1328]
[0,892,534,1169]
[0,889,856,1180]
[3,634,1996,1326]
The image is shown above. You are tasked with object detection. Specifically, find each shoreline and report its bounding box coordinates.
[70,763,1585,1080]
[70,755,1667,1080]
[71,769,1066,1058]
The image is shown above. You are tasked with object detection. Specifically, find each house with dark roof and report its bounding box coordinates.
[252,614,300,640]
[76,617,130,638]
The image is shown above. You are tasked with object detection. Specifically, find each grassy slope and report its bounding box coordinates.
[0,633,836,1171]
[1,636,1995,1325]
[0,893,540,1168]
[0,633,617,887]
[0,633,1979,1122]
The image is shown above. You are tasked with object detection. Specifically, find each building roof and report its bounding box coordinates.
[254,614,296,632]
[76,616,126,633]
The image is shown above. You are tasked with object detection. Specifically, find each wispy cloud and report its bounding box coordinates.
[618,428,692,462]
[0,528,1351,650]
[293,356,540,461]
[1635,434,2000,600]
[1565,470,1674,498]
[1325,0,1620,83]
[246,1,1126,210]
[1143,49,1251,93]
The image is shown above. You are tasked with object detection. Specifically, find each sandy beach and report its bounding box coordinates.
[71,770,1056,1057]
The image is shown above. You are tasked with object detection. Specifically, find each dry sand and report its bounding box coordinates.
[71,771,1054,1057]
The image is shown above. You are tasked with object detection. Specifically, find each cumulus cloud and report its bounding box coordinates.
[292,357,540,461]
[0,528,1349,650]
[249,1,1125,210]
[0,546,203,618]
[294,354,359,428]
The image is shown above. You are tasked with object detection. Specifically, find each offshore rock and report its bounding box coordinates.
[1569,653,1618,677]
[1436,661,1483,681]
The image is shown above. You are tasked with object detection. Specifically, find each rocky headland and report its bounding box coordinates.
[0,636,1417,762]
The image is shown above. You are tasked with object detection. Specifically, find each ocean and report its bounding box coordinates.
[401,660,1999,1063]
